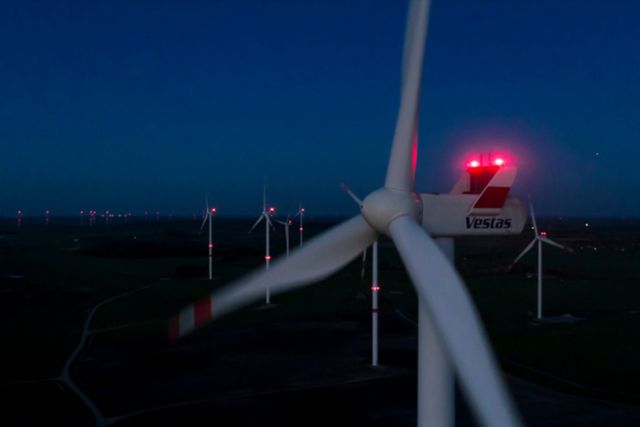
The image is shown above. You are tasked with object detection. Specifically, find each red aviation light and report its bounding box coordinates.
[300,208,305,213]
[467,160,480,168]
[540,231,547,237]
[465,154,510,194]
[268,207,275,214]
[371,285,381,292]
[211,207,217,213]
[208,243,213,249]
[264,255,272,260]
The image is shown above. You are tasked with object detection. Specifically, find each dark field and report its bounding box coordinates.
[2,215,640,426]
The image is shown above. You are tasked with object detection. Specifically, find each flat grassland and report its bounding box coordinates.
[1,216,640,425]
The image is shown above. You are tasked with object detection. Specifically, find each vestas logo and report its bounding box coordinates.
[465,217,512,229]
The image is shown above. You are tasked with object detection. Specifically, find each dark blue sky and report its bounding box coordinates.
[1,0,639,217]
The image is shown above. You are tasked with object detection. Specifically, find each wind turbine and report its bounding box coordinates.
[510,197,571,320]
[294,204,305,247]
[170,1,523,426]
[342,183,382,367]
[276,215,293,258]
[200,195,217,281]
[249,184,276,304]
[370,240,380,367]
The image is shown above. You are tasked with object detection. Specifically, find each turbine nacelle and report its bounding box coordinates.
[361,188,422,235]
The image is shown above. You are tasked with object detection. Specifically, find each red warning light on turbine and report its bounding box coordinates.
[264,255,272,260]
[467,160,480,168]
[211,207,217,213]
[540,231,547,237]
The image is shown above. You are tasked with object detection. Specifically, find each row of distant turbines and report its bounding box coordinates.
[11,208,268,226]
[201,185,305,291]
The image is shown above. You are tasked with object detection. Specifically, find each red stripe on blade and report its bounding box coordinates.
[194,297,212,328]
[168,316,180,342]
[473,186,510,209]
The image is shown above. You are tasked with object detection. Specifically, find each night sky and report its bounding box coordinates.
[1,0,639,217]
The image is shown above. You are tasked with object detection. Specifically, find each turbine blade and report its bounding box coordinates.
[528,195,538,235]
[169,215,377,338]
[249,214,264,233]
[199,214,208,232]
[388,215,522,427]
[510,238,537,269]
[340,183,363,207]
[540,236,570,252]
[384,0,430,191]
[263,183,267,211]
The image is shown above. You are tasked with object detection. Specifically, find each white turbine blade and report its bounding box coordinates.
[384,0,430,192]
[266,215,276,230]
[510,238,537,269]
[249,214,265,233]
[528,195,538,235]
[540,236,569,251]
[263,182,267,211]
[199,214,208,232]
[388,215,522,427]
[360,247,368,280]
[169,215,377,338]
[340,183,363,207]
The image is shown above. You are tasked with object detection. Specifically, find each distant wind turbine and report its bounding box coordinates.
[294,204,305,247]
[276,215,293,258]
[342,183,381,366]
[200,195,217,281]
[249,184,276,304]
[509,197,572,319]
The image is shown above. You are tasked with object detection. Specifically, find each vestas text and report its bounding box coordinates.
[465,217,512,229]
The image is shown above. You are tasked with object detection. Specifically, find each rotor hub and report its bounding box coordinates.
[361,188,422,235]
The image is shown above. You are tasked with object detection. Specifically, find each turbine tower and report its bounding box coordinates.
[276,215,292,258]
[510,197,571,320]
[371,240,380,367]
[249,184,275,304]
[294,203,305,247]
[342,183,381,367]
[200,195,217,281]
[170,1,526,425]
